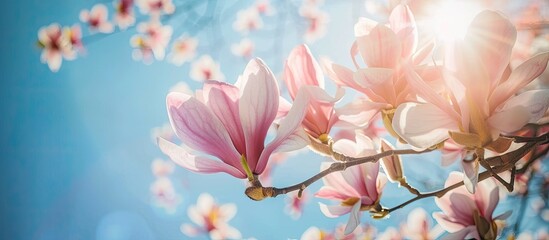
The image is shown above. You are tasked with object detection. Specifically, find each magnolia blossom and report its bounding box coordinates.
[255,0,274,16]
[37,23,75,72]
[233,7,263,34]
[150,177,181,213]
[377,227,402,240]
[299,7,329,43]
[284,44,341,143]
[300,224,376,240]
[79,4,114,33]
[323,4,433,133]
[316,133,387,234]
[401,208,440,240]
[189,55,225,82]
[168,36,198,66]
[285,191,308,219]
[433,172,511,239]
[181,193,241,239]
[151,158,175,177]
[392,10,549,192]
[136,0,174,16]
[130,20,172,63]
[158,58,313,179]
[231,38,255,58]
[114,0,135,30]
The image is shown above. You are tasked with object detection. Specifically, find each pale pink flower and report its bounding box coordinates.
[79,4,114,34]
[231,38,255,58]
[284,44,342,141]
[377,227,402,240]
[158,58,312,179]
[189,55,225,81]
[150,177,181,213]
[150,122,176,143]
[401,208,440,240]
[300,224,375,240]
[392,10,549,192]
[233,8,263,34]
[285,191,308,219]
[131,20,172,63]
[168,36,198,66]
[63,24,84,53]
[255,0,274,16]
[151,158,175,177]
[299,7,329,43]
[180,193,241,239]
[136,0,174,16]
[433,172,511,240]
[114,0,135,30]
[37,23,75,72]
[316,133,387,234]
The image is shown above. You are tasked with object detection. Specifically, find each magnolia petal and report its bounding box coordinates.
[462,159,479,193]
[344,200,362,235]
[498,89,549,123]
[494,210,512,220]
[239,58,279,171]
[157,137,245,178]
[335,99,388,128]
[315,186,354,201]
[487,105,531,133]
[440,226,477,240]
[392,102,458,149]
[353,68,394,88]
[389,4,417,58]
[322,60,359,88]
[489,52,549,110]
[433,212,468,233]
[219,203,237,221]
[284,44,324,99]
[358,24,401,68]
[166,92,242,167]
[354,17,378,37]
[319,203,351,218]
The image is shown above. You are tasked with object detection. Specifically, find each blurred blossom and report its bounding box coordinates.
[151,158,175,177]
[255,0,274,16]
[150,177,181,213]
[190,55,225,81]
[401,208,438,240]
[377,227,402,240]
[114,0,135,30]
[285,191,308,220]
[233,7,263,34]
[433,172,511,239]
[316,133,386,234]
[79,4,114,34]
[63,24,84,53]
[131,20,172,63]
[136,0,174,16]
[150,123,175,143]
[300,224,376,240]
[180,193,241,239]
[231,38,255,58]
[299,7,329,43]
[168,36,198,66]
[37,23,75,72]
[168,81,193,95]
[158,58,310,179]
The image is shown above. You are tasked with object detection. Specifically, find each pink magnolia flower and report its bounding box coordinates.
[79,4,114,34]
[316,133,387,234]
[150,177,181,213]
[377,227,402,240]
[114,0,135,30]
[190,55,225,81]
[284,44,341,142]
[231,38,255,58]
[323,4,435,134]
[392,10,549,192]
[401,208,440,240]
[433,172,511,240]
[181,193,241,239]
[131,20,172,63]
[233,8,263,34]
[37,23,75,72]
[285,190,308,219]
[151,158,175,177]
[299,7,329,43]
[158,58,311,179]
[300,224,376,240]
[136,0,174,16]
[168,36,197,66]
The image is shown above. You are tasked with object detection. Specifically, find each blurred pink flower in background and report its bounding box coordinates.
[233,7,263,34]
[114,0,135,30]
[189,55,225,81]
[64,24,83,53]
[150,177,181,213]
[300,224,376,240]
[130,20,172,63]
[137,0,174,16]
[255,0,274,16]
[181,193,241,239]
[168,36,198,66]
[79,4,114,34]
[231,38,255,58]
[433,172,511,239]
[299,6,329,44]
[285,190,308,219]
[37,23,75,72]
[151,158,175,177]
[401,208,441,239]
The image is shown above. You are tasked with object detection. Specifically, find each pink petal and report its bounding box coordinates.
[203,81,246,153]
[392,102,459,149]
[319,203,352,218]
[433,212,467,233]
[315,186,353,201]
[487,105,531,134]
[464,10,516,89]
[239,58,279,172]
[353,68,394,88]
[157,137,245,178]
[357,24,401,68]
[284,44,324,99]
[166,92,241,169]
[440,226,477,239]
[462,159,479,193]
[489,52,549,111]
[389,4,417,59]
[490,89,549,134]
[335,99,388,128]
[475,180,499,219]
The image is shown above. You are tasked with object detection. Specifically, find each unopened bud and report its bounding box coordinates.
[380,139,404,183]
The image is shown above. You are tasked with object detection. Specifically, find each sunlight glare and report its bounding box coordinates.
[428,1,483,42]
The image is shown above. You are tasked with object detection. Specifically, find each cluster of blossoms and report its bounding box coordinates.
[149,158,181,213]
[158,2,549,239]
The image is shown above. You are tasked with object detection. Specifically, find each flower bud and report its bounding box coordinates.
[380,139,404,183]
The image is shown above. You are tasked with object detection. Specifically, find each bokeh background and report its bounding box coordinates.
[1,0,548,239]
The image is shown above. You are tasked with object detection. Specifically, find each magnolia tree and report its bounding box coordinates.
[37,0,549,239]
